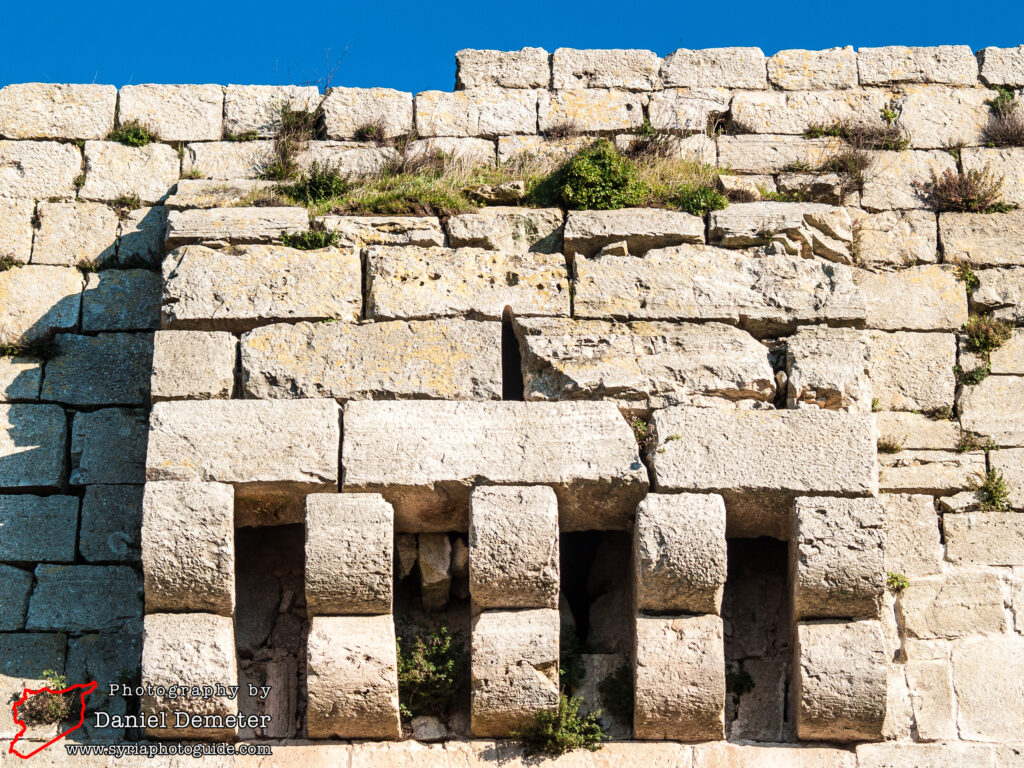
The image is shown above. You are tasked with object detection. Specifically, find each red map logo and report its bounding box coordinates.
[8,680,97,759]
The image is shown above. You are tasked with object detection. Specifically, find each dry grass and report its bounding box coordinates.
[982,88,1024,148]
[914,166,1016,213]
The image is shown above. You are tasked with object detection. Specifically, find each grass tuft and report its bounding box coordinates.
[877,436,905,454]
[970,469,1011,511]
[280,223,339,250]
[982,87,1024,148]
[107,120,158,147]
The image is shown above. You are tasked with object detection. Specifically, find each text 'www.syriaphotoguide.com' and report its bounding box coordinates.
[64,743,273,758]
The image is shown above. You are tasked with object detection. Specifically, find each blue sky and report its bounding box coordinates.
[1,0,1021,93]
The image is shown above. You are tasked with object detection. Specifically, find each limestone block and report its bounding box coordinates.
[882,494,943,577]
[879,450,984,494]
[181,140,273,179]
[633,493,726,615]
[868,331,955,412]
[0,565,32,630]
[307,614,401,739]
[786,326,871,411]
[767,47,858,89]
[855,210,938,267]
[515,318,775,409]
[857,265,967,331]
[70,407,148,484]
[406,136,496,166]
[224,84,321,137]
[0,140,81,198]
[79,141,180,203]
[468,485,559,610]
[0,356,41,401]
[859,743,996,768]
[858,45,978,85]
[366,246,569,321]
[537,89,644,132]
[564,207,703,257]
[902,571,1007,638]
[31,201,117,267]
[958,375,1024,446]
[551,48,661,90]
[80,484,143,562]
[991,447,1024,509]
[718,173,775,201]
[710,202,855,263]
[164,207,309,247]
[446,207,563,253]
[944,512,1024,566]
[342,400,648,531]
[898,85,990,149]
[142,481,235,615]
[574,244,866,335]
[649,407,877,538]
[731,89,892,135]
[396,534,417,580]
[662,47,767,89]
[0,494,77,561]
[118,84,224,141]
[979,45,1024,86]
[416,88,536,137]
[0,264,83,346]
[0,198,34,264]
[962,147,1024,205]
[940,209,1024,266]
[952,635,1024,742]
[151,330,235,401]
[165,178,277,209]
[497,134,595,164]
[82,269,160,331]
[874,412,959,450]
[241,319,501,401]
[27,565,141,631]
[0,83,116,139]
[418,533,452,612]
[161,244,360,330]
[794,619,886,741]
[141,613,238,739]
[717,135,833,174]
[116,205,166,266]
[305,493,393,615]
[316,215,444,248]
[777,172,860,206]
[698,744,857,767]
[0,405,66,489]
[904,659,956,742]
[0,633,67,740]
[455,48,549,89]
[646,87,730,133]
[40,332,152,407]
[301,140,398,176]
[320,87,412,139]
[973,266,1024,323]
[791,496,884,620]
[471,608,559,737]
[860,150,957,211]
[147,399,339,525]
[66,631,142,741]
[634,613,725,741]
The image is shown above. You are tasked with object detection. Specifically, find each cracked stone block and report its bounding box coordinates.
[873,412,959,450]
[27,565,141,632]
[83,269,161,331]
[147,399,340,526]
[0,140,81,198]
[732,89,891,136]
[898,85,990,149]
[241,319,501,401]
[80,485,143,563]
[31,201,118,267]
[0,356,41,401]
[0,565,32,630]
[857,265,967,331]
[879,450,985,494]
[767,47,858,89]
[958,375,1024,446]
[142,481,235,616]
[455,48,550,89]
[418,533,451,612]
[901,571,1007,639]
[79,141,181,203]
[785,326,871,412]
[0,83,116,139]
[944,512,1024,566]
[0,405,67,489]
[70,407,148,484]
[182,140,273,179]
[795,619,886,741]
[0,198,33,265]
[118,84,223,141]
[321,87,413,139]
[647,88,731,133]
[717,135,833,174]
[415,88,537,137]
[537,89,644,132]
[0,633,67,741]
[860,150,957,211]
[468,485,559,610]
[662,47,767,89]
[224,84,321,137]
[979,45,1024,86]
[882,494,943,578]
[41,333,153,407]
[973,266,1024,324]
[634,493,727,615]
[551,48,661,90]
[164,207,309,247]
[305,493,393,615]
[446,207,563,254]
[710,202,854,263]
[634,613,725,741]
[868,331,955,412]
[141,612,238,739]
[952,635,1024,742]
[161,244,361,330]
[858,45,978,85]
[316,215,445,248]
[342,400,648,532]
[0,264,83,346]
[151,330,236,402]
[854,209,938,267]
[940,209,1024,266]
[471,608,559,737]
[563,208,703,257]
[306,615,401,739]
[0,495,77,562]
[116,205,166,267]
[791,496,884,621]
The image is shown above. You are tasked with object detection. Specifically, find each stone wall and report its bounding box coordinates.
[1,44,1024,766]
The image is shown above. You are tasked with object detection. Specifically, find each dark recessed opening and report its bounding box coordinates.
[501,307,525,401]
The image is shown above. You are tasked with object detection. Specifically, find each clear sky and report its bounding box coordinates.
[1,0,1021,93]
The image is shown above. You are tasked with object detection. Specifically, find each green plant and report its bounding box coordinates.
[962,314,1013,354]
[513,694,605,756]
[76,259,99,274]
[821,147,872,191]
[181,168,204,180]
[280,225,340,250]
[0,255,21,272]
[957,430,995,453]
[877,436,905,454]
[672,185,728,217]
[597,664,634,723]
[970,469,1011,511]
[225,130,259,142]
[353,119,390,145]
[0,337,58,360]
[665,433,682,442]
[396,623,468,721]
[956,363,991,385]
[107,120,158,147]
[283,161,350,206]
[982,88,1024,148]
[953,261,980,293]
[725,661,755,706]
[73,172,86,191]
[880,106,899,125]
[260,106,318,181]
[871,397,881,412]
[553,139,648,210]
[559,624,586,695]
[915,167,1017,213]
[923,405,954,421]
[110,194,142,219]
[886,572,910,594]
[17,670,72,725]
[624,118,675,159]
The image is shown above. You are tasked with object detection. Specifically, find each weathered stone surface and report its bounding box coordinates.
[575,244,865,335]
[952,635,1024,742]
[447,207,563,253]
[0,264,83,346]
[795,619,886,741]
[696,743,856,767]
[973,266,1024,323]
[0,494,76,561]
[70,407,148,484]
[962,147,1024,205]
[991,448,1024,510]
[0,83,116,139]
[321,87,413,139]
[854,209,938,266]
[717,173,775,201]
[164,178,276,209]
[27,565,141,631]
[161,244,360,330]
[0,140,81,199]
[944,512,1024,566]
[902,571,1007,638]
[181,140,273,179]
[940,209,1024,266]
[635,613,725,741]
[786,326,871,411]
[0,633,67,740]
[717,135,833,174]
[316,215,444,248]
[164,207,308,246]
[241,319,501,401]
[767,47,858,89]
[904,659,955,742]
[515,318,775,409]
[662,47,767,89]
[301,140,397,176]
[497,134,594,164]
[858,45,978,85]
[66,631,142,742]
[857,743,995,768]
[649,408,877,538]
[31,201,118,266]
[791,496,884,620]
[407,136,497,166]
[777,172,860,206]
[880,450,984,494]
[40,333,152,407]
[898,85,990,149]
[710,202,855,263]
[415,89,536,137]
[80,484,143,563]
[141,612,238,739]
[456,48,550,89]
[366,245,569,321]
[882,494,943,577]
[868,331,955,412]
[0,198,33,264]
[82,269,161,331]
[0,356,41,401]
[551,48,661,90]
[142,481,235,615]
[224,84,321,137]
[151,330,235,401]
[958,375,1024,446]
[79,141,180,203]
[537,89,644,132]
[647,87,731,132]
[0,565,32,630]
[305,493,393,615]
[147,399,340,525]
[118,84,223,141]
[0,405,66,489]
[342,400,648,531]
[471,608,559,737]
[874,412,959,450]
[116,205,166,266]
[857,265,966,331]
[564,208,703,257]
[418,533,451,612]
[307,615,401,739]
[732,89,891,135]
[860,150,957,211]
[980,45,1024,86]
[468,485,559,610]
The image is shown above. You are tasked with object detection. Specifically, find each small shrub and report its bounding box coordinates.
[957,430,995,453]
[0,255,21,272]
[280,225,340,250]
[260,106,318,181]
[110,194,142,219]
[962,314,1013,354]
[544,120,580,139]
[396,623,468,721]
[725,661,755,706]
[982,87,1024,148]
[877,436,905,454]
[624,118,675,159]
[597,665,634,723]
[970,469,1011,511]
[513,694,605,756]
[76,259,100,274]
[923,405,953,421]
[953,260,980,293]
[955,363,991,386]
[821,147,871,191]
[17,670,72,725]
[886,572,911,594]
[871,397,881,412]
[672,185,728,217]
[915,166,1015,213]
[284,161,350,206]
[353,119,390,145]
[553,139,648,210]
[804,119,909,151]
[225,130,259,142]
[107,120,158,147]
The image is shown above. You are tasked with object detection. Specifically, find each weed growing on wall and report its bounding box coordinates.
[107,120,158,147]
[259,106,318,181]
[962,314,1013,354]
[513,694,605,756]
[970,469,1011,511]
[955,363,991,386]
[953,261,980,293]
[17,670,72,725]
[877,436,905,454]
[395,623,468,721]
[886,572,911,594]
[280,224,340,250]
[982,87,1024,148]
[915,167,1017,213]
